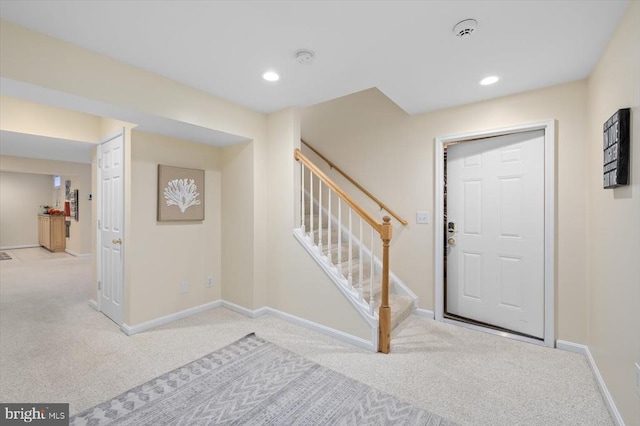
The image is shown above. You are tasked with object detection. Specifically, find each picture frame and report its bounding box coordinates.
[157,165,205,221]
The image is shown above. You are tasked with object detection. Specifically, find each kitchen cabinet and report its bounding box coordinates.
[38,214,66,252]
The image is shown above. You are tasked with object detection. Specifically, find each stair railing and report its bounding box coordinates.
[301,139,408,226]
[295,148,393,353]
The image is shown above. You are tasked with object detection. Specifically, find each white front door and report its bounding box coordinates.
[98,132,124,325]
[446,130,544,338]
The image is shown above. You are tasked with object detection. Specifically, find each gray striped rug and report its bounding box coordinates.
[70,333,456,425]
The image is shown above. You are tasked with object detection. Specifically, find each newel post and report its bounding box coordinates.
[378,216,392,354]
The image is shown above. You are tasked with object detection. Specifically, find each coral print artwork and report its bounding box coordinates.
[157,165,205,221]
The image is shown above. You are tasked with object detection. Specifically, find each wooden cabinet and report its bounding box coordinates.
[38,215,66,252]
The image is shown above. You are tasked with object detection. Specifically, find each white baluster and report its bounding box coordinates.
[318,180,323,252]
[309,173,314,243]
[358,217,363,302]
[370,227,375,315]
[301,163,305,233]
[348,208,353,288]
[338,198,342,267]
[327,190,332,263]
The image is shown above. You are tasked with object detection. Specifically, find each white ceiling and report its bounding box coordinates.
[0,0,629,116]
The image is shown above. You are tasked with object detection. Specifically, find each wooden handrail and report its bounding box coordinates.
[295,148,392,353]
[295,149,381,234]
[301,140,408,226]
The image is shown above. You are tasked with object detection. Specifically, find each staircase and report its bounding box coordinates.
[293,147,417,352]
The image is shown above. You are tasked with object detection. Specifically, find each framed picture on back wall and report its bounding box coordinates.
[157,165,205,221]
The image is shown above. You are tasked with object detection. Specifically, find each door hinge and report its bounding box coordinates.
[98,158,102,167]
[98,219,101,229]
[98,281,101,290]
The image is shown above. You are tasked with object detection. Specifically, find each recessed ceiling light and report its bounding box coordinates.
[480,76,499,86]
[262,71,280,82]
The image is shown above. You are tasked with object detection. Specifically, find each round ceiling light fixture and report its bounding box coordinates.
[453,19,478,38]
[295,49,315,64]
[262,71,280,82]
[480,76,500,86]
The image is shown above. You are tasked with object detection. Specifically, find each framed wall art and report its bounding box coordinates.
[603,108,630,188]
[157,165,205,221]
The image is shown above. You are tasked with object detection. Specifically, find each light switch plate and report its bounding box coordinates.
[416,211,430,224]
[181,281,189,293]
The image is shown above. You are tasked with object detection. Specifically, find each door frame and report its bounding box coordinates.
[434,120,555,347]
[96,129,125,324]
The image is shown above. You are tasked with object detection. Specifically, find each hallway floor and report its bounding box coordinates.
[0,248,613,425]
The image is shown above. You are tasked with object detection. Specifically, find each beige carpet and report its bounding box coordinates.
[0,247,613,425]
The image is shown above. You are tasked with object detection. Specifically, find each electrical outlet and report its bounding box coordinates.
[206,276,214,288]
[416,211,430,224]
[181,281,189,293]
[635,362,640,397]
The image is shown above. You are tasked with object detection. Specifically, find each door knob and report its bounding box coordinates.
[447,237,456,245]
[112,238,122,244]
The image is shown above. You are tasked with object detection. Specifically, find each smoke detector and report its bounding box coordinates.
[453,19,478,38]
[295,49,315,64]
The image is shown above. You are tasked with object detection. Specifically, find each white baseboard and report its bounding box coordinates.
[262,307,375,352]
[413,308,435,319]
[221,300,268,318]
[88,299,98,311]
[0,244,39,250]
[218,301,375,352]
[65,249,91,258]
[120,300,222,336]
[555,340,587,355]
[556,340,625,426]
[116,299,375,352]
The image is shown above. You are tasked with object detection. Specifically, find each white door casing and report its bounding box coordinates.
[446,130,544,338]
[435,121,555,347]
[98,131,125,325]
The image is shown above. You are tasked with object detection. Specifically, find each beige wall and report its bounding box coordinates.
[127,130,222,325]
[0,155,92,255]
[0,171,52,248]
[266,108,370,339]
[0,96,102,143]
[586,1,640,424]
[0,21,270,316]
[220,141,256,308]
[302,80,589,343]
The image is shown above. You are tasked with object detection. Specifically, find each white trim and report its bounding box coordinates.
[556,340,625,426]
[120,300,223,335]
[555,339,587,355]
[413,308,435,319]
[65,249,91,258]
[0,244,40,250]
[119,299,375,352]
[88,299,99,311]
[435,120,556,348]
[221,300,268,318]
[264,307,376,352]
